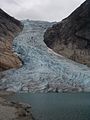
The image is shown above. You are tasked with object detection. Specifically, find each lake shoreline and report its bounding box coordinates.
[0,91,34,120]
[10,92,90,120]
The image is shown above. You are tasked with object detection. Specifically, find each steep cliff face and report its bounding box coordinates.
[0,9,23,71]
[44,0,90,66]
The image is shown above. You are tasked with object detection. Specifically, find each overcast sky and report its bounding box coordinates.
[0,0,85,21]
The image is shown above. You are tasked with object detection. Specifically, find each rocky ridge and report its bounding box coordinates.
[44,0,90,66]
[0,9,23,71]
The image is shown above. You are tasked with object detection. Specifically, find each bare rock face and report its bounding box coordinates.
[44,0,90,66]
[0,9,23,71]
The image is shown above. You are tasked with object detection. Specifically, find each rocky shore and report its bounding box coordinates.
[0,91,34,120]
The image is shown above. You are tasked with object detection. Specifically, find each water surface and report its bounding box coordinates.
[9,93,90,120]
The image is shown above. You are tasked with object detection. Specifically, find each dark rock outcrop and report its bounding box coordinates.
[0,9,23,71]
[44,0,90,66]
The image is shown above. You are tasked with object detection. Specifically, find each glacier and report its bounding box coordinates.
[0,20,90,93]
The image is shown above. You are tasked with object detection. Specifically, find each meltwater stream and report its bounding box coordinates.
[9,93,90,120]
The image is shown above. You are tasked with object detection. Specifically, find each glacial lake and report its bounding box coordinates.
[9,93,90,120]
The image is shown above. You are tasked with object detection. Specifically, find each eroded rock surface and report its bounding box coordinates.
[44,0,90,66]
[0,9,23,71]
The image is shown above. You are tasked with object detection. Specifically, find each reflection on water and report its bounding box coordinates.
[9,93,90,120]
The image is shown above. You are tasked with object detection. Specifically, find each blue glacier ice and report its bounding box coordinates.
[0,20,90,92]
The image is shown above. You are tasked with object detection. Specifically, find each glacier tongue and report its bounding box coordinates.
[0,20,90,93]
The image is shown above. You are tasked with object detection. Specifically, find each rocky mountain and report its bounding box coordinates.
[0,9,23,71]
[44,0,90,66]
[0,20,90,93]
